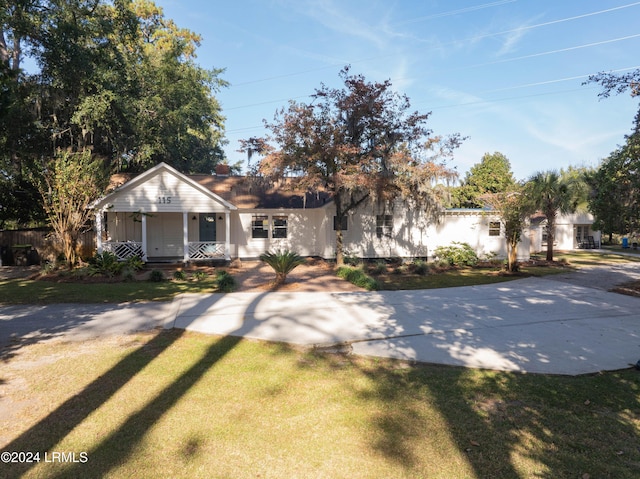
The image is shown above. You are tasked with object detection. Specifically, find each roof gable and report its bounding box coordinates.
[92,162,237,211]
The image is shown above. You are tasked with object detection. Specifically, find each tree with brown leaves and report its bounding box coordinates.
[257,67,463,265]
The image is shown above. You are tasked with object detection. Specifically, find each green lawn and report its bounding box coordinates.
[0,277,220,304]
[2,331,638,479]
[2,250,638,303]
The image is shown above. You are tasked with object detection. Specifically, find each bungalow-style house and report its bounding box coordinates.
[90,162,593,263]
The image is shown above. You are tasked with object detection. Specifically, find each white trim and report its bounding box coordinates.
[90,162,238,211]
[225,211,230,260]
[96,212,103,253]
[141,214,148,261]
[183,212,189,262]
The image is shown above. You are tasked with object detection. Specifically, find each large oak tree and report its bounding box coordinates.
[1,0,227,227]
[259,67,462,265]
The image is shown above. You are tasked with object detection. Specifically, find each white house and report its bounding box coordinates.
[529,212,602,253]
[90,162,593,263]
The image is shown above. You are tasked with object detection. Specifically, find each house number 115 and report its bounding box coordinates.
[158,196,172,204]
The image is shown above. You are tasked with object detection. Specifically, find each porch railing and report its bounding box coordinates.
[188,241,226,260]
[103,241,143,261]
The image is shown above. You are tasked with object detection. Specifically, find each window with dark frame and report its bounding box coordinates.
[333,215,348,231]
[489,221,501,236]
[272,215,288,238]
[251,215,268,239]
[376,215,393,239]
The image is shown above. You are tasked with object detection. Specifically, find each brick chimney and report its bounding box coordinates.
[215,164,230,176]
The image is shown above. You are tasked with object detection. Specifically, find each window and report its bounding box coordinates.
[333,215,348,231]
[376,215,393,239]
[489,221,500,236]
[272,215,288,238]
[251,215,268,239]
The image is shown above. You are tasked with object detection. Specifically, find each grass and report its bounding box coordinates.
[0,278,221,304]
[1,331,639,479]
[2,250,638,303]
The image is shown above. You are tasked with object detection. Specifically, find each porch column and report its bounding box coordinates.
[183,212,189,262]
[225,211,231,260]
[141,214,148,262]
[95,211,103,254]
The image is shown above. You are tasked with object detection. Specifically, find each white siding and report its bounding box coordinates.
[530,212,601,252]
[318,202,529,261]
[106,169,228,213]
[233,209,326,258]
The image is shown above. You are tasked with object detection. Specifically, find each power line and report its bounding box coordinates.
[224,31,640,113]
[225,65,640,134]
[230,1,640,88]
[392,0,517,26]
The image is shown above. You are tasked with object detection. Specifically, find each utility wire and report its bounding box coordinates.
[231,1,640,87]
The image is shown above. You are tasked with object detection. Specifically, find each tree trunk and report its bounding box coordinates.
[507,240,518,272]
[546,220,555,262]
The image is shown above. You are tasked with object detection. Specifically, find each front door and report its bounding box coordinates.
[148,213,183,258]
[199,213,217,241]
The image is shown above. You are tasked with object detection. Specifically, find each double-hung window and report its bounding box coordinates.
[272,215,288,238]
[489,221,501,237]
[376,215,393,239]
[251,215,269,239]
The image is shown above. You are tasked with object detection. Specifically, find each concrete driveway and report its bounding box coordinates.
[167,276,640,375]
[2,266,640,375]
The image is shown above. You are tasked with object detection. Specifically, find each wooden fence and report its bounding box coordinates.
[0,228,96,265]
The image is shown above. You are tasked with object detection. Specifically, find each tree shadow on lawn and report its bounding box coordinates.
[2,287,640,478]
[308,351,640,478]
[0,290,249,478]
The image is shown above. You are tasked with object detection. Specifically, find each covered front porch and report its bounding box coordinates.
[90,162,239,263]
[96,211,232,262]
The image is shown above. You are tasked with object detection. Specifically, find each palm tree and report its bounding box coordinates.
[526,170,584,261]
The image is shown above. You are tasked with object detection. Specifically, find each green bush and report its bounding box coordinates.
[343,252,361,266]
[173,270,187,281]
[121,269,136,282]
[370,260,387,276]
[88,251,123,277]
[193,270,208,282]
[148,269,165,282]
[124,255,145,272]
[336,266,379,291]
[260,249,306,285]
[433,242,479,267]
[215,270,236,292]
[411,259,429,275]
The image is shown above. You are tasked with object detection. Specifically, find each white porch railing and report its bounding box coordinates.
[103,242,144,261]
[188,241,226,260]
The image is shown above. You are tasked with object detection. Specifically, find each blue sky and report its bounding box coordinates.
[156,0,640,181]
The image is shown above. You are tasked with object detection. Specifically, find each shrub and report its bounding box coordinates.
[412,259,429,275]
[173,270,187,281]
[193,270,208,282]
[260,249,306,285]
[433,242,479,267]
[371,260,387,276]
[124,255,145,272]
[88,251,123,277]
[215,270,236,292]
[336,266,379,291]
[148,269,165,282]
[343,252,361,266]
[121,268,136,282]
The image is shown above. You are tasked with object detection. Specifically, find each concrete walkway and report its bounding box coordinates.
[2,275,640,375]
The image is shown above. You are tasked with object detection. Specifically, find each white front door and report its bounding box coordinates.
[148,213,183,257]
